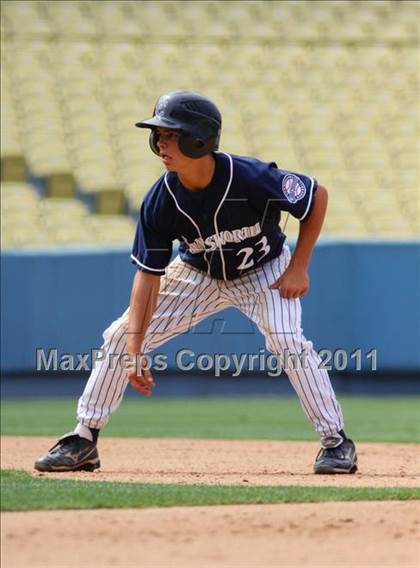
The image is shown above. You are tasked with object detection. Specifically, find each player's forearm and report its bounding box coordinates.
[290,185,328,269]
[126,270,161,356]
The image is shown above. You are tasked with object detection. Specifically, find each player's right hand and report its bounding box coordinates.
[126,356,156,396]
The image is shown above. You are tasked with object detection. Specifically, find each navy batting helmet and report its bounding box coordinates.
[135,91,222,159]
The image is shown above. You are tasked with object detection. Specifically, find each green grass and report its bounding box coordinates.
[1,396,419,443]
[2,470,419,512]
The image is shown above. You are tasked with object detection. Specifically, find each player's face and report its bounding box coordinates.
[156,128,190,171]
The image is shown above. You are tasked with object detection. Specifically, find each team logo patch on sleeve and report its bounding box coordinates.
[282,174,307,203]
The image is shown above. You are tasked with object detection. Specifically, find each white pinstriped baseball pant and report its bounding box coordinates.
[77,245,344,440]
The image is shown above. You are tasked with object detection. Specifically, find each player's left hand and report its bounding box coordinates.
[269,265,309,299]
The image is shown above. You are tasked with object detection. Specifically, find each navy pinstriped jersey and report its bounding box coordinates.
[131,152,317,280]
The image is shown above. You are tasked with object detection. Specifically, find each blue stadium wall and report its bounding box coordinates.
[1,241,420,374]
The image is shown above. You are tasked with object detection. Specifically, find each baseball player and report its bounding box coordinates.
[35,91,358,475]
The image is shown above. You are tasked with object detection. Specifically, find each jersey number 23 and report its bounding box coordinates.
[236,236,271,271]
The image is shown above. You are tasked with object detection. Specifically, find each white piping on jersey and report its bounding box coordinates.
[130,254,166,273]
[163,153,233,280]
[299,177,315,221]
[213,152,234,281]
[163,174,211,274]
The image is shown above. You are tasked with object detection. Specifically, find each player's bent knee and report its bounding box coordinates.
[266,336,317,371]
[102,322,128,350]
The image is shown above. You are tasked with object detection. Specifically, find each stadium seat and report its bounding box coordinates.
[1,0,418,247]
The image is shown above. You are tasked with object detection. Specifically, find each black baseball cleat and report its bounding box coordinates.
[314,434,358,474]
[34,433,100,472]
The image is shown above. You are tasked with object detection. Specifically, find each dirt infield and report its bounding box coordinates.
[2,437,419,567]
[2,436,419,487]
[2,502,419,567]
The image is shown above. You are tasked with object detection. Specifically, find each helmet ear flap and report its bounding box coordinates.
[178,133,216,159]
[149,124,219,159]
[149,130,160,156]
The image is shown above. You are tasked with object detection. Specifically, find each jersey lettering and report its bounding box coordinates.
[183,222,262,254]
